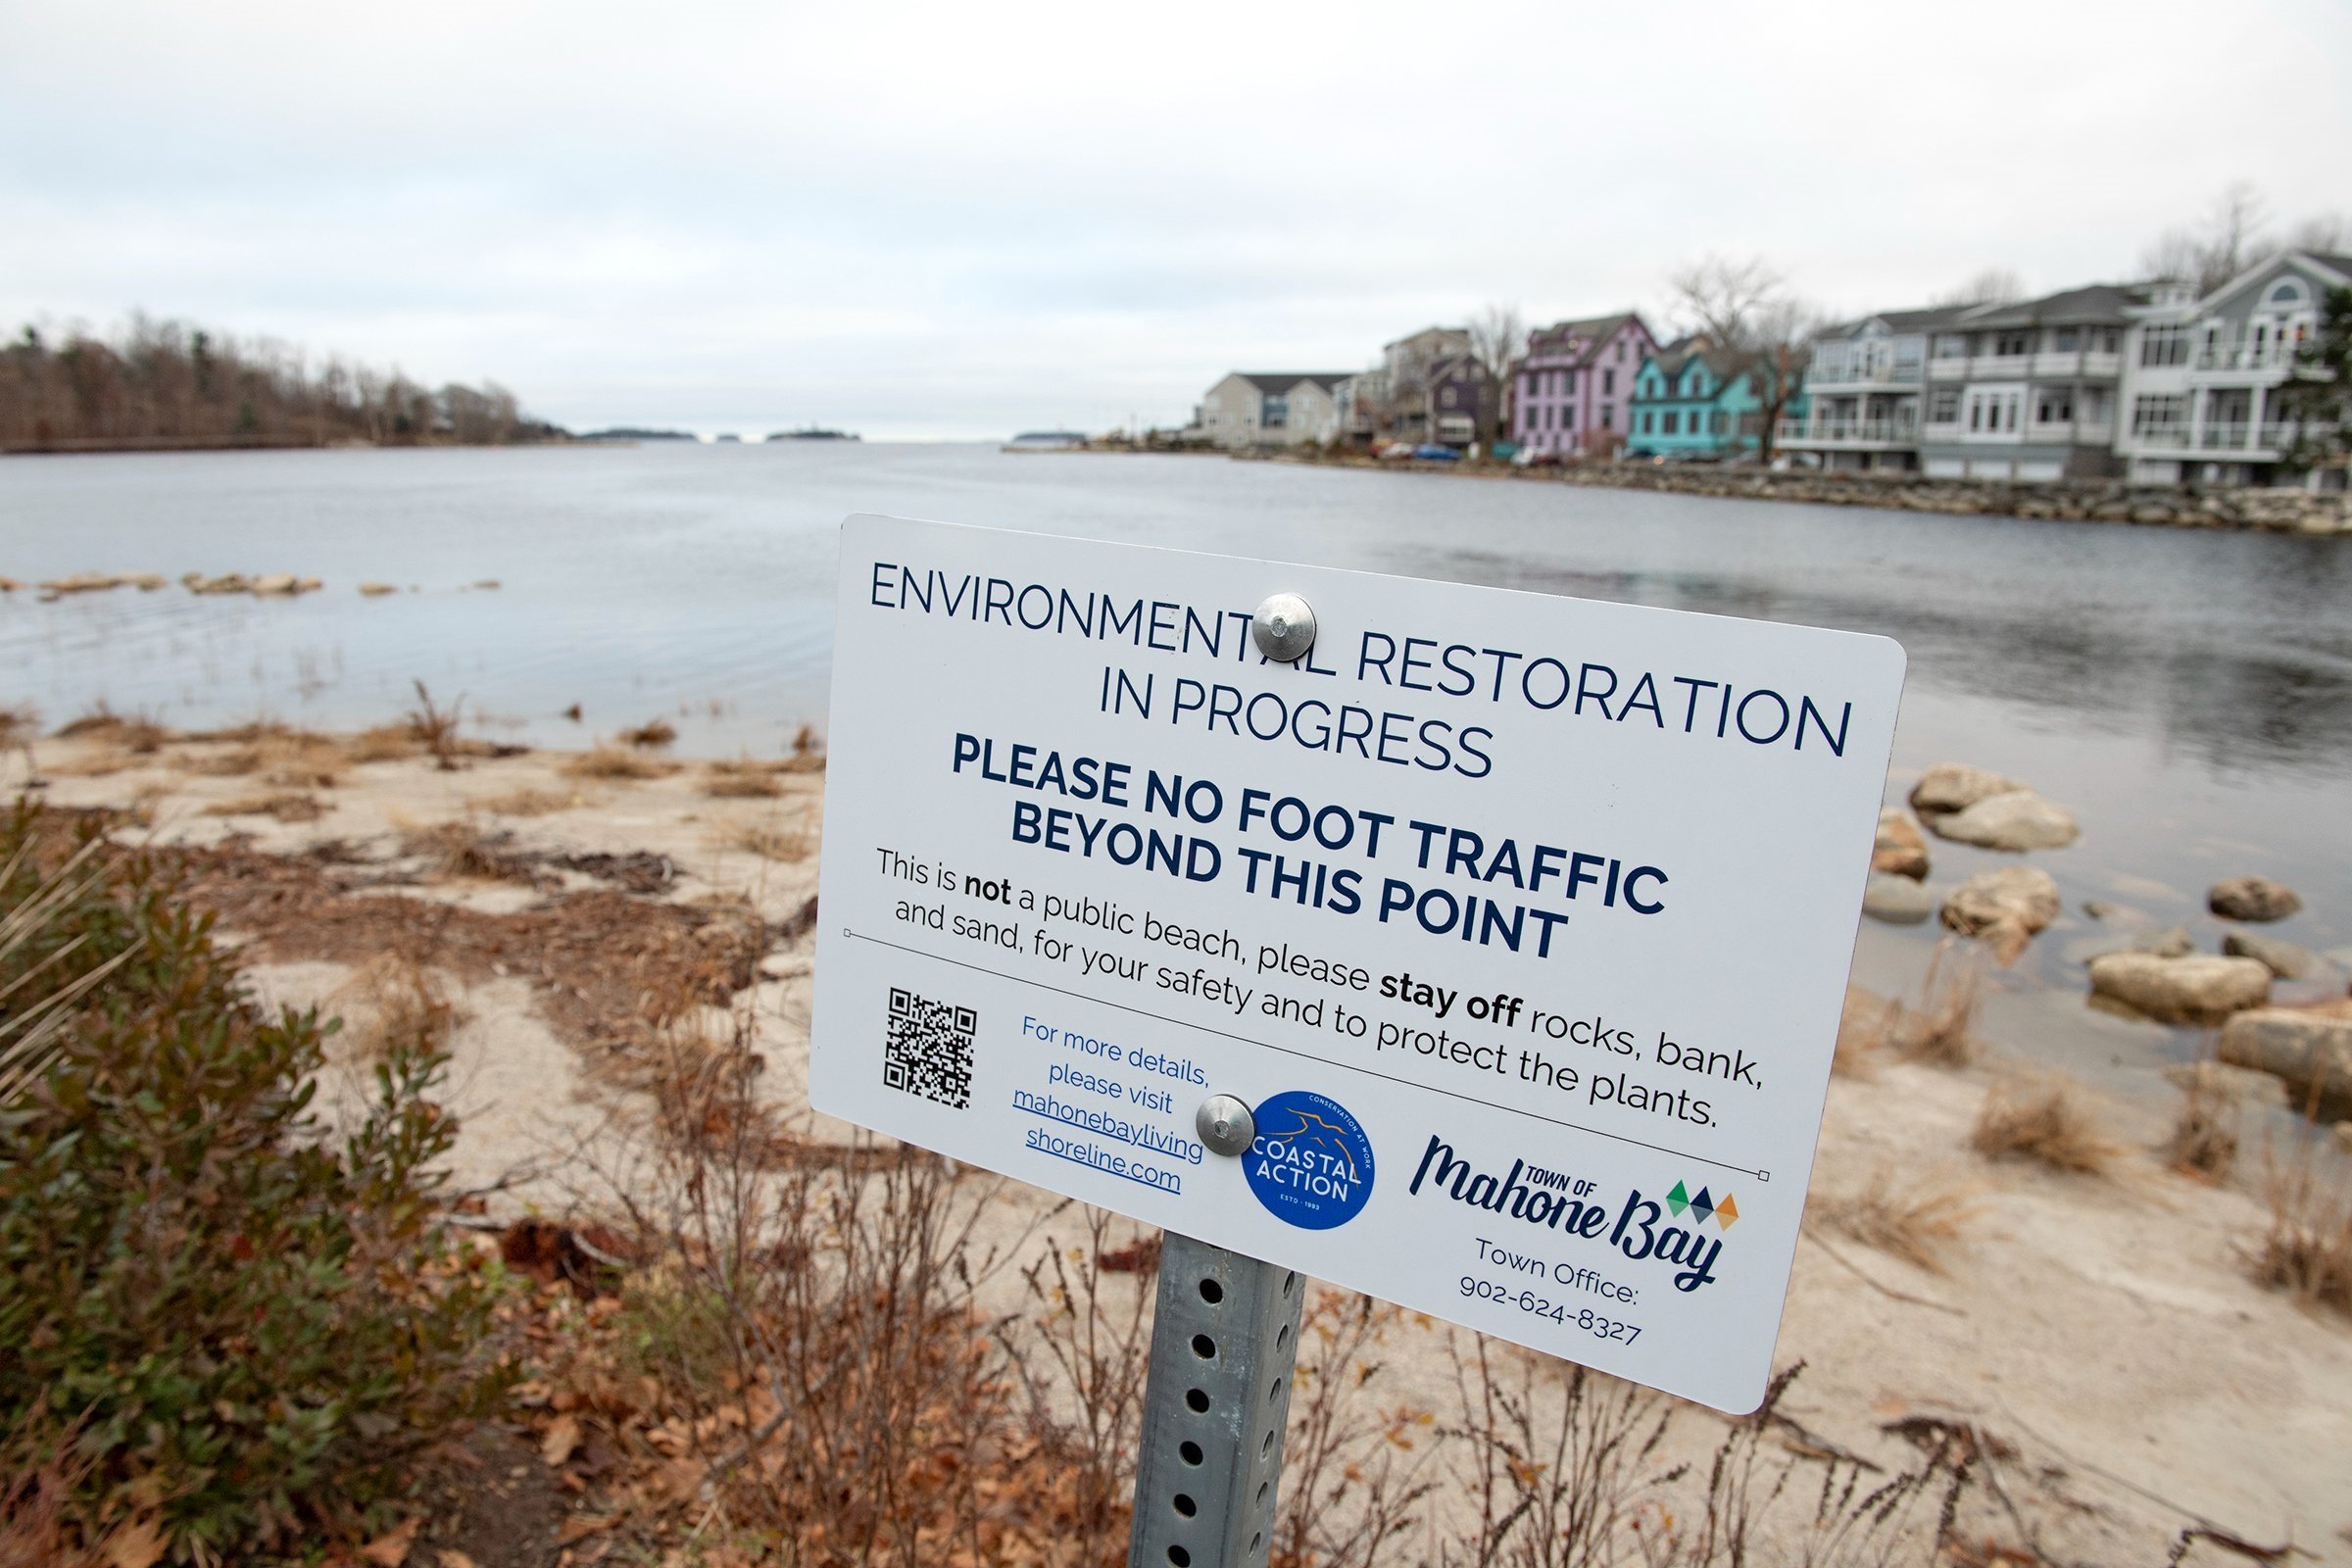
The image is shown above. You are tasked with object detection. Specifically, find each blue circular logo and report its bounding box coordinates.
[1245,1091,1375,1230]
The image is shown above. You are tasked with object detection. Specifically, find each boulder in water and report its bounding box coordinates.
[2207,876,2301,922]
[1941,865,2061,964]
[1872,808,1930,879]
[1908,762,2026,816]
[1862,873,1934,924]
[1929,789,2079,852]
[2088,954,2271,1023]
[2222,930,2320,980]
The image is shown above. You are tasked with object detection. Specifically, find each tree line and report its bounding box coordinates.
[0,314,564,451]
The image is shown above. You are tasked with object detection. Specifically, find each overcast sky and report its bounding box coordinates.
[5,0,2348,439]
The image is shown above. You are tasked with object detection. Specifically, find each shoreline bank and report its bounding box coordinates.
[1207,447,2352,535]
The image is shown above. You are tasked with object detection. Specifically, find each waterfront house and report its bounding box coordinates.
[2115,249,2352,488]
[1509,312,1656,458]
[1197,371,1351,449]
[1910,283,2148,481]
[1625,338,1804,461]
[1778,307,1967,471]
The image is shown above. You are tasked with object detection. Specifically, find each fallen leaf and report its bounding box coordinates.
[557,1514,619,1545]
[359,1516,423,1567]
[440,1551,482,1568]
[543,1411,582,1466]
[102,1517,167,1568]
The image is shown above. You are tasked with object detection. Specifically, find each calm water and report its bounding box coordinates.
[3,442,2346,1086]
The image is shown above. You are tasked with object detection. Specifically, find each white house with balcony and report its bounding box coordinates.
[1778,307,1965,470]
[1196,371,1350,449]
[1914,283,2144,481]
[2116,250,2351,487]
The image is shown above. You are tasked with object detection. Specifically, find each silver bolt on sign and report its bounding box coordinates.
[1195,1094,1256,1156]
[1250,593,1316,662]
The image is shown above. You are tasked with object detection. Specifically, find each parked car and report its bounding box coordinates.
[1511,448,1563,467]
[1376,441,1417,460]
[1410,444,1461,462]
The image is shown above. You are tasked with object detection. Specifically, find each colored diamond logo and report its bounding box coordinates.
[1715,1194,1740,1229]
[1688,1186,1716,1223]
[1665,1180,1690,1216]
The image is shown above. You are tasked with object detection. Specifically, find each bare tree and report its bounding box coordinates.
[1746,296,1823,466]
[1667,254,1786,351]
[1932,268,2027,308]
[1465,303,1525,445]
[2141,180,2278,293]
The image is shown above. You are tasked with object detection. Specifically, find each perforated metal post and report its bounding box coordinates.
[1128,1232,1305,1568]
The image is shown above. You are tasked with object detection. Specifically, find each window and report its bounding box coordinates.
[1662,411,1680,435]
[2092,327,2119,353]
[2131,393,2188,436]
[1689,374,1706,396]
[1640,411,1653,433]
[1711,410,1728,434]
[2082,387,2113,423]
[1600,403,1613,429]
[2053,327,2079,351]
[1565,370,1578,394]
[1934,334,1968,359]
[1263,397,1288,428]
[2267,280,2306,306]
[2034,389,2073,424]
[1603,369,1615,395]
[1995,331,2032,357]
[2140,324,2189,367]
[1929,388,1960,423]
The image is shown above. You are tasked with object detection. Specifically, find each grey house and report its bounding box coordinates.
[1197,371,1350,449]
[1916,283,2149,481]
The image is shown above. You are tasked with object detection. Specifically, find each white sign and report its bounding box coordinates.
[810,514,1904,1413]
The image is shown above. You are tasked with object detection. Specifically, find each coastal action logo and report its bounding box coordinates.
[1246,1091,1375,1230]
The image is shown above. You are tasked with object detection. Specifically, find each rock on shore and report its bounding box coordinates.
[1908,763,2024,816]
[1941,865,2060,964]
[1872,808,1930,879]
[2087,953,2272,1023]
[1862,873,1935,924]
[2218,1006,2352,1115]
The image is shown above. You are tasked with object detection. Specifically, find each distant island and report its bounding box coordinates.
[577,425,699,442]
[0,314,566,454]
[767,428,860,442]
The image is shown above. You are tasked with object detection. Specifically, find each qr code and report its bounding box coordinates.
[884,987,976,1109]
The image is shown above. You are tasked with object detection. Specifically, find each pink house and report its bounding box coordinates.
[1511,312,1657,457]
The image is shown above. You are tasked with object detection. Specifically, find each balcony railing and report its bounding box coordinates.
[1779,418,1917,445]
[2199,422,2250,449]
[1806,363,1924,388]
[2193,343,2301,372]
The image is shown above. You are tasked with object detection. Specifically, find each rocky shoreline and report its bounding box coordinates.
[1229,449,2352,535]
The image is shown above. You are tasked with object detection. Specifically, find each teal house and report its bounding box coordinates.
[1625,338,1807,460]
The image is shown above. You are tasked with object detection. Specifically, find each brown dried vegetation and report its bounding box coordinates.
[202,791,327,824]
[563,746,679,782]
[1809,1166,1983,1275]
[2252,1149,2352,1316]
[1971,1076,2120,1176]
[1884,940,1985,1067]
[618,718,677,750]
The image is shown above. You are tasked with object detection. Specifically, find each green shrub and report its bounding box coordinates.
[0,803,514,1559]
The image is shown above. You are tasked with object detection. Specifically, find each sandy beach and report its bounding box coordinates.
[6,712,2347,1564]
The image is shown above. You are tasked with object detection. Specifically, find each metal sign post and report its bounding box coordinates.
[1127,1095,1302,1568]
[1127,1232,1304,1568]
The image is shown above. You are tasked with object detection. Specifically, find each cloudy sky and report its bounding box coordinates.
[4,0,2348,438]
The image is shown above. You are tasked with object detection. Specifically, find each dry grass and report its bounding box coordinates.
[401,820,537,883]
[1971,1075,2120,1176]
[475,786,576,817]
[343,723,419,763]
[406,680,465,771]
[330,954,469,1064]
[1834,986,1889,1079]
[2162,1073,2241,1180]
[202,792,327,824]
[0,704,37,749]
[719,810,813,862]
[702,759,785,799]
[185,729,345,789]
[1885,939,1985,1067]
[1809,1165,1982,1274]
[619,717,677,750]
[54,705,169,754]
[2252,1148,2352,1315]
[563,746,679,782]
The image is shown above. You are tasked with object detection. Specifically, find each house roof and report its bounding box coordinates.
[1527,312,1649,366]
[1819,305,1971,339]
[1236,372,1351,395]
[1640,342,1759,392]
[1381,325,1469,352]
[1960,282,2154,328]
